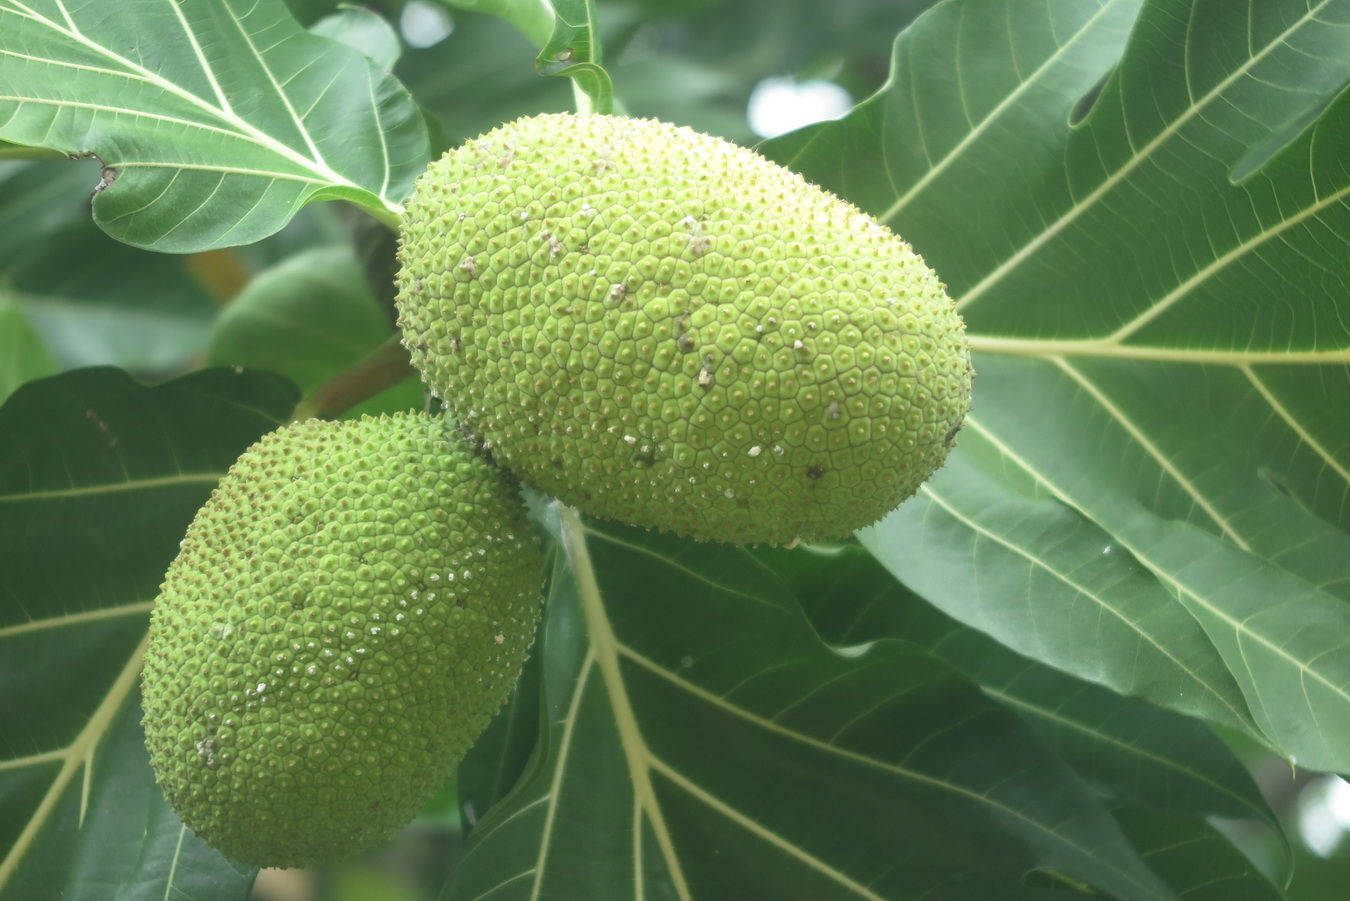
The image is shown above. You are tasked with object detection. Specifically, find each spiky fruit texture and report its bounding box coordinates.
[396,113,971,545]
[140,414,542,868]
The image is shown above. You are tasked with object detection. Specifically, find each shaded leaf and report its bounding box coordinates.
[760,543,1280,838]
[2,697,256,900]
[0,367,295,894]
[209,247,385,388]
[0,161,362,374]
[396,9,571,149]
[1112,808,1284,901]
[0,159,91,262]
[3,214,218,372]
[446,511,1175,900]
[0,298,53,402]
[457,587,548,831]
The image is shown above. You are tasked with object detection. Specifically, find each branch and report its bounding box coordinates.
[290,335,417,421]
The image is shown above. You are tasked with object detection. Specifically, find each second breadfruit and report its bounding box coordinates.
[141,413,542,867]
[396,113,971,544]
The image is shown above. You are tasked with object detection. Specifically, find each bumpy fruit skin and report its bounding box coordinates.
[140,413,542,868]
[396,113,971,544]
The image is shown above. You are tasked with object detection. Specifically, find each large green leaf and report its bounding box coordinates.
[447,509,1176,901]
[456,588,547,829]
[1110,808,1283,901]
[1105,506,1350,774]
[764,543,1293,893]
[0,367,295,894]
[0,159,89,262]
[760,544,1281,839]
[0,0,429,251]
[0,699,256,900]
[0,298,53,402]
[866,439,1256,735]
[762,0,1350,767]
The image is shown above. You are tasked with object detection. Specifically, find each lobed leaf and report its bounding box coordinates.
[447,510,1176,900]
[0,0,429,251]
[762,0,1350,763]
[760,543,1282,843]
[0,367,295,894]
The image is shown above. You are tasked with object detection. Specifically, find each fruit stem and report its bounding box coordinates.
[364,203,404,230]
[572,79,593,115]
[290,335,416,421]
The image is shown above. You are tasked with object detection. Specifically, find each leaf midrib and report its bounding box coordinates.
[981,686,1270,823]
[965,337,1350,365]
[954,0,1336,311]
[0,634,148,891]
[965,415,1350,739]
[560,508,691,901]
[916,481,1255,728]
[0,600,151,640]
[613,635,1167,900]
[581,523,1170,901]
[0,472,222,503]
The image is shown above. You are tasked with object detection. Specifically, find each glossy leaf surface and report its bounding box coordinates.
[0,0,429,250]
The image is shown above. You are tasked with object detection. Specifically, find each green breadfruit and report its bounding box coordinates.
[140,413,542,868]
[395,113,972,545]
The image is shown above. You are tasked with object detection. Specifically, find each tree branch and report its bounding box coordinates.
[290,335,417,421]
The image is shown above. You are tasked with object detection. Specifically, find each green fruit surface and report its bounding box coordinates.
[140,413,542,868]
[396,113,972,544]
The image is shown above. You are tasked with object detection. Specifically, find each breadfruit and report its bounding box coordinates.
[395,113,971,545]
[140,413,542,867]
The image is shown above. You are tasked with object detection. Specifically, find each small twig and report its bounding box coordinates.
[290,335,416,421]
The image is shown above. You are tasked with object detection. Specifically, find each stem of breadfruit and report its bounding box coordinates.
[290,334,416,421]
[365,203,404,230]
[572,79,594,115]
